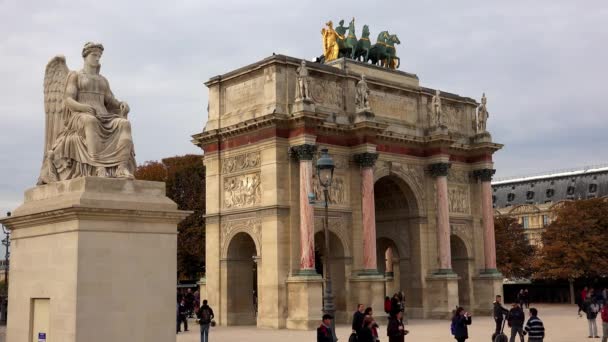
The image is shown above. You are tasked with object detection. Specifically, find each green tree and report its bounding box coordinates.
[135,155,205,280]
[495,216,535,278]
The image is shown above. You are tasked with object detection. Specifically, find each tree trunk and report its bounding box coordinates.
[569,278,575,305]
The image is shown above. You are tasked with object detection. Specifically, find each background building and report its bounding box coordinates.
[492,165,608,245]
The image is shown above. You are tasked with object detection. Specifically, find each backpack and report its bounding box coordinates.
[450,320,456,335]
[384,299,392,314]
[199,307,211,324]
[602,307,608,322]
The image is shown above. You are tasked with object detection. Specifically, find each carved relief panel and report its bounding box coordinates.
[222,151,261,174]
[448,169,470,184]
[369,90,417,125]
[310,78,343,111]
[312,175,349,205]
[448,184,470,214]
[223,172,262,209]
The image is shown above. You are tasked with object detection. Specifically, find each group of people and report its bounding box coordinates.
[578,286,608,339]
[493,295,545,342]
[318,293,408,342]
[516,289,531,309]
[176,289,215,342]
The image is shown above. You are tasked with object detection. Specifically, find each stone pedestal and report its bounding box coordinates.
[286,275,323,330]
[349,275,385,318]
[424,273,460,318]
[353,109,375,123]
[1,177,190,342]
[293,99,315,113]
[472,272,503,315]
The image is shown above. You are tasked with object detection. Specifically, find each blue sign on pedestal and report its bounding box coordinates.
[38,332,46,342]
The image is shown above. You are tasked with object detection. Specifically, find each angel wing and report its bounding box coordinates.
[43,55,70,155]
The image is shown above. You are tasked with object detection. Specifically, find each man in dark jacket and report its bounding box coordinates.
[508,303,525,342]
[352,304,365,335]
[387,311,408,342]
[493,295,509,335]
[178,299,189,332]
[317,314,334,342]
[196,299,215,342]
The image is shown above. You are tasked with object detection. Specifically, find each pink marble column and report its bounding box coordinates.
[430,163,452,271]
[355,153,379,271]
[475,168,497,271]
[292,144,317,271]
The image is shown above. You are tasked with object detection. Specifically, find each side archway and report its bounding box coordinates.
[225,232,258,325]
[451,234,472,308]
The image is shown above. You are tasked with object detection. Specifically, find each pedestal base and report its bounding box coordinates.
[293,99,315,113]
[473,131,493,143]
[472,271,504,315]
[1,177,189,342]
[349,274,385,320]
[286,274,323,330]
[425,273,459,318]
[353,109,375,123]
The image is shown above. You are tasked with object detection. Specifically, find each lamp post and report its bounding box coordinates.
[1,211,10,324]
[315,148,336,341]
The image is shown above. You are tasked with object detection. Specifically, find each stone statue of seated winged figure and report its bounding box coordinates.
[37,42,136,185]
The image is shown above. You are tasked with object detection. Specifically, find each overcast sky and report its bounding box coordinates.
[0,0,607,213]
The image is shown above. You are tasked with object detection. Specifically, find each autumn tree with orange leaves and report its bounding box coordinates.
[533,198,608,303]
[135,154,205,280]
[495,216,535,278]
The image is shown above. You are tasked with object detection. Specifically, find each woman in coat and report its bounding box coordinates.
[359,316,376,342]
[452,306,472,342]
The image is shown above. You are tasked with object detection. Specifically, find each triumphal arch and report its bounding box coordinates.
[193,52,503,329]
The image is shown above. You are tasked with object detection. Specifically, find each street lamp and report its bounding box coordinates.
[1,211,10,324]
[315,148,336,341]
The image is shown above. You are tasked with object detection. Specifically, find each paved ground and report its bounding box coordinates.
[176,304,593,342]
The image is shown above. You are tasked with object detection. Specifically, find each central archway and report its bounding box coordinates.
[374,174,423,315]
[226,232,258,325]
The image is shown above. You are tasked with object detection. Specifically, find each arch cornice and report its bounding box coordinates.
[221,218,262,259]
[373,161,425,215]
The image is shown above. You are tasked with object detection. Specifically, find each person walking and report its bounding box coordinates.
[493,295,509,337]
[317,314,334,342]
[523,289,530,309]
[517,290,525,308]
[177,298,189,332]
[387,311,408,342]
[451,306,472,342]
[584,293,600,338]
[196,299,215,342]
[508,302,525,342]
[352,303,365,335]
[359,316,376,342]
[364,307,380,342]
[524,308,545,342]
[601,302,608,342]
[176,301,181,334]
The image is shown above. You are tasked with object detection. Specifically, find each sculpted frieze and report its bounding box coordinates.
[369,90,417,124]
[448,184,470,214]
[223,172,261,209]
[450,223,472,243]
[448,169,470,184]
[312,175,348,205]
[310,78,343,110]
[222,151,261,174]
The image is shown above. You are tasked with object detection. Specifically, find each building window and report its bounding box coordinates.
[567,186,575,195]
[542,215,550,227]
[522,216,530,229]
[526,191,535,200]
[507,193,515,202]
[546,189,554,198]
[589,184,598,193]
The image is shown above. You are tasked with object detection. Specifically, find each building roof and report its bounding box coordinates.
[491,164,608,208]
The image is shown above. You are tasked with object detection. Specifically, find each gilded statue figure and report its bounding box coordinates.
[37,42,136,185]
[477,92,489,133]
[321,20,344,62]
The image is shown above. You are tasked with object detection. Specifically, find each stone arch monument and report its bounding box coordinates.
[193,55,503,329]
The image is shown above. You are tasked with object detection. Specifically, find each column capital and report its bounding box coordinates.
[353,152,379,168]
[428,162,451,177]
[472,168,496,182]
[291,144,317,161]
